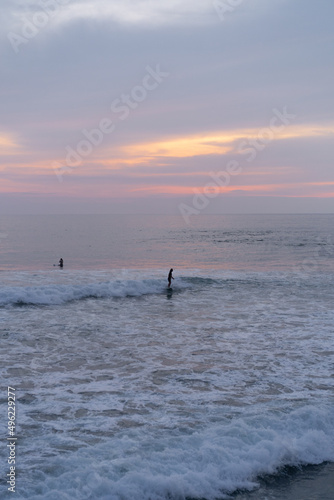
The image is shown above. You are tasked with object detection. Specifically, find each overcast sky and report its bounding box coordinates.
[0,0,333,214]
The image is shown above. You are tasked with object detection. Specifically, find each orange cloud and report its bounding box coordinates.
[121,134,236,159]
[130,183,285,195]
[0,133,20,158]
[129,180,334,198]
[2,122,333,202]
[97,124,334,170]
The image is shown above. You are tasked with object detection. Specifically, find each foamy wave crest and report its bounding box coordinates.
[104,406,334,500]
[20,405,334,499]
[0,278,178,306]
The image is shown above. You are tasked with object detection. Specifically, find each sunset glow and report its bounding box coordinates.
[1,0,333,213]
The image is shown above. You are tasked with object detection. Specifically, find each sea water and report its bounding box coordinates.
[0,214,333,499]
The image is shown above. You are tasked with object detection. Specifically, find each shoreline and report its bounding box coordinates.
[232,461,334,500]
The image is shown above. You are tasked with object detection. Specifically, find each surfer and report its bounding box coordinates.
[167,268,174,288]
[58,258,63,268]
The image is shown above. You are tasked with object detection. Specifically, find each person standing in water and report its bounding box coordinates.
[168,268,174,288]
[58,258,63,268]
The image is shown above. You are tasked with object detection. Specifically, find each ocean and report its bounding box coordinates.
[0,214,334,499]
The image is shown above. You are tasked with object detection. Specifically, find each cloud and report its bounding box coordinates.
[1,0,217,39]
[0,133,20,153]
[1,0,334,213]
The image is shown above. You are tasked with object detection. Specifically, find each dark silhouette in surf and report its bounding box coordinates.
[168,268,174,288]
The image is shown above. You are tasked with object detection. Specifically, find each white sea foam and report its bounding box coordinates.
[18,405,334,499]
[1,217,333,500]
[0,277,191,306]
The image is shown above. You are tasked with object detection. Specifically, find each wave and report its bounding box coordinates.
[1,270,331,307]
[182,276,220,286]
[0,278,190,306]
[19,405,334,499]
[104,406,334,500]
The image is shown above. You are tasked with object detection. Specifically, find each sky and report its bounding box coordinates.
[0,0,333,214]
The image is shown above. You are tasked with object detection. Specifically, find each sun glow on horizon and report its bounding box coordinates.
[1,123,333,202]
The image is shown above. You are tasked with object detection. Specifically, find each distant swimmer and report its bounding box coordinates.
[58,258,63,268]
[167,268,174,288]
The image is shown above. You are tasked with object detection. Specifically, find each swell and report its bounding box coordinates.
[0,279,171,306]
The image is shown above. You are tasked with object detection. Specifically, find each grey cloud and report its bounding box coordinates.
[1,0,333,213]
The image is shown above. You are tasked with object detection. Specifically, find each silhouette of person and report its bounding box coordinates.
[168,268,174,288]
[59,258,63,268]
